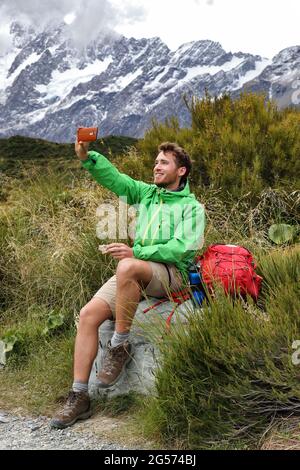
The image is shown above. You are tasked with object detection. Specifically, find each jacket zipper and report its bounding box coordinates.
[141,198,163,246]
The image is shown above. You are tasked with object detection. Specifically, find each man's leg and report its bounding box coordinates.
[115,258,153,333]
[74,297,113,383]
[51,297,113,428]
[97,258,153,387]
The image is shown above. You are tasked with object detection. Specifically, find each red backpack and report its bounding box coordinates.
[196,244,263,302]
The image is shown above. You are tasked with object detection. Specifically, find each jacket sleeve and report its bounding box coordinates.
[81,151,152,205]
[133,203,205,263]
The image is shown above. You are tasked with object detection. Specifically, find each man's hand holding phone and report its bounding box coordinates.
[75,139,90,160]
[75,127,98,160]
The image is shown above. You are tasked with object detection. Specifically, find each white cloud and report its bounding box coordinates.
[114,0,300,58]
[0,0,77,27]
[0,0,146,51]
[63,12,76,25]
[0,0,299,57]
[0,23,13,55]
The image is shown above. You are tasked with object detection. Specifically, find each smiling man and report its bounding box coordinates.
[50,141,205,429]
[154,146,187,189]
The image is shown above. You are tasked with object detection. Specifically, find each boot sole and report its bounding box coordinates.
[97,350,134,389]
[50,408,92,429]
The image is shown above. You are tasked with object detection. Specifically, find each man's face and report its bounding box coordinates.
[153,151,186,189]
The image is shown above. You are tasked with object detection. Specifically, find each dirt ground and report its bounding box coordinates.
[73,413,159,450]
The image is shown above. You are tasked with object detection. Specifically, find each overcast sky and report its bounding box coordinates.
[0,0,299,58]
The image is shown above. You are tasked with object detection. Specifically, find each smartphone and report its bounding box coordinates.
[77,127,98,142]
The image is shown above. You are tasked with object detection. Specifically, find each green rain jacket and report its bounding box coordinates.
[82,151,205,281]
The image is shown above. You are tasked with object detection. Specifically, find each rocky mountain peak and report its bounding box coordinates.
[0,22,299,142]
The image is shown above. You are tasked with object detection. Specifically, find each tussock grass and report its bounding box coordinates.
[198,187,300,250]
[94,391,142,417]
[0,153,299,448]
[0,166,116,316]
[138,246,300,449]
[0,328,75,415]
[0,165,118,412]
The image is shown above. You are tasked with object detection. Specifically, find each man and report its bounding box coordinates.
[50,141,205,429]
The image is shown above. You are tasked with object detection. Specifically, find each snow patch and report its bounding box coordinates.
[48,45,59,55]
[143,68,169,90]
[36,56,113,102]
[0,50,18,103]
[148,56,246,108]
[232,58,272,90]
[132,47,148,61]
[170,42,194,62]
[181,56,245,83]
[24,88,108,128]
[0,51,42,103]
[101,68,143,92]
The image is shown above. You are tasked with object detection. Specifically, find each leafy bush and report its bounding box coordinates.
[42,309,66,335]
[268,224,298,245]
[138,93,300,197]
[0,307,49,364]
[140,247,300,449]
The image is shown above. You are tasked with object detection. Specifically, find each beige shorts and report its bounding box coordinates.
[93,261,183,317]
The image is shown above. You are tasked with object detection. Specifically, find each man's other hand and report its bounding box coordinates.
[104,243,134,260]
[75,140,90,160]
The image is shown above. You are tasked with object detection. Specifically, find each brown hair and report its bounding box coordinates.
[158,142,192,183]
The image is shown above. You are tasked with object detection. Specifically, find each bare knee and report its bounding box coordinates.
[116,258,139,279]
[79,300,112,328]
[79,306,98,327]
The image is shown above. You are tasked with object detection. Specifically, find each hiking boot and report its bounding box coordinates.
[97,340,133,388]
[50,390,92,429]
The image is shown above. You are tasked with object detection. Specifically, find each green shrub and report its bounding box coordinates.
[0,306,54,364]
[268,224,298,245]
[138,93,300,197]
[140,247,300,449]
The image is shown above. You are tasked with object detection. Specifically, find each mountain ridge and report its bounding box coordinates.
[0,21,299,142]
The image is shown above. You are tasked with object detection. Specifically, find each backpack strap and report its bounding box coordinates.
[163,263,172,287]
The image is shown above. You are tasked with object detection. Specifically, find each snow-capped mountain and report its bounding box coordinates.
[0,22,299,142]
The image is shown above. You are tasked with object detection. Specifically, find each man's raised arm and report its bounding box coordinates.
[75,141,151,206]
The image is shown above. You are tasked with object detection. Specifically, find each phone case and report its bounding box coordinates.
[77,127,98,142]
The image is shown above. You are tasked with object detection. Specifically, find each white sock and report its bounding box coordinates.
[72,381,88,393]
[111,331,130,348]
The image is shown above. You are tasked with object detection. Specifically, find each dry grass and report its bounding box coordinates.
[0,164,299,449]
[262,418,300,450]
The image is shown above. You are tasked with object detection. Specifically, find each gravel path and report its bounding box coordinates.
[0,410,128,450]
